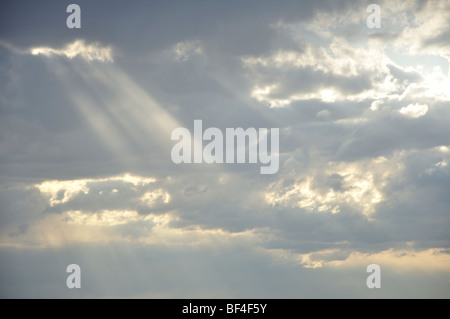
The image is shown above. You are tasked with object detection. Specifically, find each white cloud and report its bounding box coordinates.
[173,40,203,61]
[265,156,395,217]
[242,36,400,107]
[30,40,113,62]
[141,189,170,206]
[399,103,428,118]
[67,209,143,226]
[395,0,450,61]
[36,174,156,207]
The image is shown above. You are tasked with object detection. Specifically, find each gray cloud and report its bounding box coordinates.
[1,0,449,298]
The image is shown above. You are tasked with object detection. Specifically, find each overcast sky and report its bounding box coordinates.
[1,0,449,298]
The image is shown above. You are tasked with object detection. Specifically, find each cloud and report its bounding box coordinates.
[1,0,449,298]
[172,40,203,61]
[264,156,389,217]
[399,103,429,118]
[394,0,450,61]
[30,40,113,62]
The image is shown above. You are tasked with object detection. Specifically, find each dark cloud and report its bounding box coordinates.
[1,0,449,298]
[1,242,448,298]
[335,103,450,161]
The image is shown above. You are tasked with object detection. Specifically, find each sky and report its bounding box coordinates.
[0,0,449,298]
